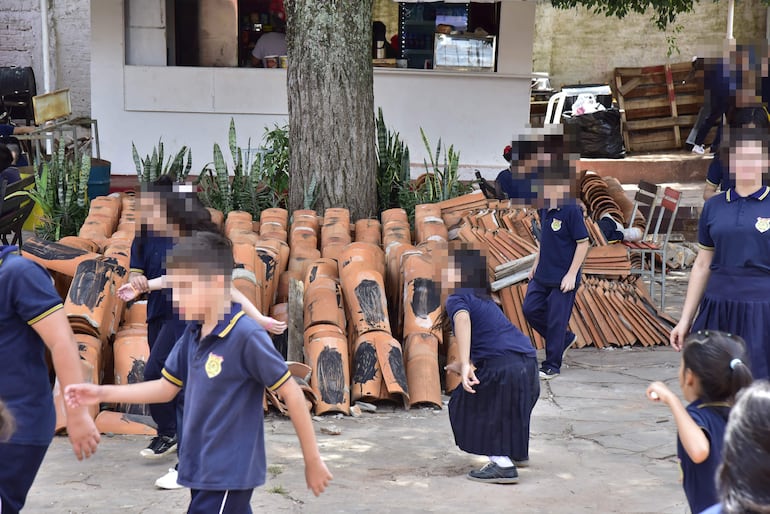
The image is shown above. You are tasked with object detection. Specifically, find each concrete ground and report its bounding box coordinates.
[24,274,694,514]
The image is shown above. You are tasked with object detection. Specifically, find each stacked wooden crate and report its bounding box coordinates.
[614,62,706,152]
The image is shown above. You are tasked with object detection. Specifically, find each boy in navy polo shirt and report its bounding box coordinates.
[0,246,101,514]
[521,132,589,379]
[65,232,331,513]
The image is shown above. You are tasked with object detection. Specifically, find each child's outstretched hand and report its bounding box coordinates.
[646,381,674,405]
[460,362,480,393]
[305,456,333,496]
[117,283,140,302]
[262,317,287,335]
[64,383,103,409]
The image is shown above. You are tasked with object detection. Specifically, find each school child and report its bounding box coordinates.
[647,331,753,514]
[127,179,286,489]
[128,177,197,462]
[65,231,331,513]
[671,106,770,380]
[0,245,100,514]
[522,133,589,379]
[442,246,540,484]
[494,141,538,204]
[702,379,770,514]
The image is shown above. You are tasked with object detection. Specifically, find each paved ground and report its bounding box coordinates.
[24,271,694,514]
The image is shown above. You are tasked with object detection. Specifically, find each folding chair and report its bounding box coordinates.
[625,186,681,308]
[0,175,36,248]
[624,180,658,285]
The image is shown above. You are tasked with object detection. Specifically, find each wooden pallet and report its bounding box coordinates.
[614,62,711,152]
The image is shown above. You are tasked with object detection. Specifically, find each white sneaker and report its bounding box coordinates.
[155,468,183,490]
[691,144,705,154]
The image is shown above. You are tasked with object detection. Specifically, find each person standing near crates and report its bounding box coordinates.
[671,106,770,380]
[521,130,589,380]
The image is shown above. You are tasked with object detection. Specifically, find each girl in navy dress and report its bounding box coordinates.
[671,106,770,379]
[701,380,770,514]
[441,246,540,484]
[647,331,753,514]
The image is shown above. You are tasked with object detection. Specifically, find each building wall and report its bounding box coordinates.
[0,0,91,117]
[534,1,768,88]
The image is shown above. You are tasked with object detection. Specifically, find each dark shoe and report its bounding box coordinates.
[140,435,177,459]
[562,334,578,362]
[539,367,559,380]
[467,462,519,484]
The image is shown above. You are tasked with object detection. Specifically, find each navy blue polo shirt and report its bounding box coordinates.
[705,156,733,193]
[447,290,536,361]
[698,186,770,272]
[678,400,728,514]
[129,232,176,322]
[0,246,61,445]
[495,169,537,203]
[162,303,291,490]
[534,204,589,287]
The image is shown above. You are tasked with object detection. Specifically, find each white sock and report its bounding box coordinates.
[489,456,514,468]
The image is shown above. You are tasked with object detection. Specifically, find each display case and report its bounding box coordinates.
[433,33,496,72]
[399,2,469,69]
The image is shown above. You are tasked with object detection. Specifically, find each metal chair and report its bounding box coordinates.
[625,185,681,308]
[0,175,36,248]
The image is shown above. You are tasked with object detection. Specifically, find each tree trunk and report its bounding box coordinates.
[285,0,377,220]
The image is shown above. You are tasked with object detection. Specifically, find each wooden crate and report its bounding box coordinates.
[614,62,713,152]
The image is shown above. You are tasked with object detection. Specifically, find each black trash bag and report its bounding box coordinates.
[564,109,625,159]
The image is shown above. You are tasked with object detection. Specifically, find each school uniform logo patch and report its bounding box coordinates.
[205,352,224,378]
[755,217,770,233]
[551,219,562,232]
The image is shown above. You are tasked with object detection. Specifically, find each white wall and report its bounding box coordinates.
[92,0,535,179]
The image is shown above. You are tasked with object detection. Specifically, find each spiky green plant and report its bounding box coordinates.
[9,144,90,240]
[375,107,410,213]
[196,119,289,219]
[132,139,192,184]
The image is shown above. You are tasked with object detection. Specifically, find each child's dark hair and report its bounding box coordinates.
[682,331,753,403]
[433,244,491,333]
[0,143,13,171]
[167,231,234,278]
[143,174,220,235]
[0,398,16,441]
[717,380,770,514]
[449,246,491,294]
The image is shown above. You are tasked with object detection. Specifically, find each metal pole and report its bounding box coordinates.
[726,0,735,40]
[40,0,51,93]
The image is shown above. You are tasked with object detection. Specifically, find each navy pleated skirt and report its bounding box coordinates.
[691,267,770,379]
[448,352,540,460]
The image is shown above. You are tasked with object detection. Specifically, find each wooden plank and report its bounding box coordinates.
[665,64,682,147]
[624,114,699,131]
[623,93,701,111]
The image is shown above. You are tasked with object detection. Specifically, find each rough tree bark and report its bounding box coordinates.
[285,0,377,220]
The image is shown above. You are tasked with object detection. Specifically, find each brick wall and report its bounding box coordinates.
[0,0,91,118]
[534,1,768,89]
[0,0,43,96]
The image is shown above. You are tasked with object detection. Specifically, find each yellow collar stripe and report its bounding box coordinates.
[27,304,63,326]
[759,186,770,201]
[162,368,183,387]
[216,310,246,338]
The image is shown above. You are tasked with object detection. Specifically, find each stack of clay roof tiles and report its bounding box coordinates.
[437,191,674,349]
[27,183,675,426]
